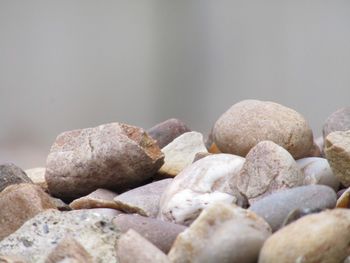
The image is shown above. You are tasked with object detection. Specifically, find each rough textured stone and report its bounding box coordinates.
[159,154,247,225]
[25,167,47,192]
[0,163,33,192]
[236,141,304,204]
[45,237,93,263]
[45,122,164,201]
[0,183,56,240]
[158,132,208,177]
[297,157,339,190]
[113,214,186,253]
[213,100,313,159]
[250,185,337,232]
[259,209,350,263]
[324,130,350,187]
[69,188,119,210]
[148,118,191,149]
[116,229,170,263]
[168,203,271,263]
[0,209,120,263]
[323,107,350,138]
[113,179,172,217]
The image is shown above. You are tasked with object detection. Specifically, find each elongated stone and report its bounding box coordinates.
[69,189,119,210]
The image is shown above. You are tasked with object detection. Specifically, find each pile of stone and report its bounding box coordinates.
[0,100,350,262]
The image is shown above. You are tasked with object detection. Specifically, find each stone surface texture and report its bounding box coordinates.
[25,167,47,192]
[323,107,350,138]
[69,188,119,210]
[0,163,33,192]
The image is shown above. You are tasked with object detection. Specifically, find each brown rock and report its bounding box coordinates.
[25,167,47,192]
[69,189,119,210]
[0,163,33,192]
[323,107,350,138]
[45,122,164,201]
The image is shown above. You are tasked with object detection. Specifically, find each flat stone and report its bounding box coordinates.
[0,163,33,192]
[159,154,247,225]
[116,229,170,263]
[324,130,350,186]
[0,209,120,262]
[250,185,337,232]
[323,107,350,138]
[297,157,339,190]
[168,203,271,263]
[113,179,172,217]
[0,183,57,240]
[212,100,313,159]
[236,141,304,204]
[113,214,186,253]
[259,209,350,263]
[25,167,47,192]
[158,132,208,177]
[148,118,191,148]
[45,122,164,201]
[69,189,119,210]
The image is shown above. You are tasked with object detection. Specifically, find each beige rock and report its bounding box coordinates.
[25,167,48,192]
[116,229,170,263]
[236,141,304,204]
[168,203,271,263]
[323,107,350,138]
[45,122,164,200]
[159,154,247,225]
[258,209,350,263]
[213,100,313,159]
[0,256,27,263]
[69,189,118,210]
[324,130,350,186]
[0,183,56,240]
[159,132,208,177]
[336,187,350,208]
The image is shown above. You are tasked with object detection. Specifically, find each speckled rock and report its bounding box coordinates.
[0,209,120,262]
[158,132,208,177]
[259,209,350,263]
[236,141,304,204]
[69,189,119,210]
[213,100,313,159]
[0,163,33,192]
[168,203,271,263]
[113,214,186,253]
[297,157,339,190]
[148,118,191,149]
[116,229,170,263]
[323,107,350,138]
[250,185,337,232]
[113,179,172,217]
[159,154,247,225]
[25,167,47,192]
[45,122,164,201]
[0,183,56,240]
[324,130,350,187]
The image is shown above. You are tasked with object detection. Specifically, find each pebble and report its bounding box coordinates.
[258,209,350,263]
[281,207,322,227]
[159,154,247,225]
[336,187,350,208]
[24,167,48,192]
[192,152,213,163]
[168,203,271,263]
[148,118,191,149]
[250,185,336,231]
[0,255,27,263]
[158,131,208,177]
[69,188,119,210]
[236,141,304,204]
[212,100,314,159]
[323,106,350,138]
[0,163,33,192]
[45,122,164,201]
[113,179,172,217]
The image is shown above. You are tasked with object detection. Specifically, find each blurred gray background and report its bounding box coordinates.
[1,1,350,168]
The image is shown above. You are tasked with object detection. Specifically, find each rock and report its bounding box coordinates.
[336,187,350,208]
[113,179,172,217]
[297,157,339,190]
[116,229,170,263]
[258,209,350,263]
[25,167,48,192]
[212,100,313,159]
[0,256,27,263]
[159,154,248,225]
[323,107,350,138]
[168,203,271,263]
[306,141,322,157]
[250,185,336,232]
[113,214,186,253]
[69,188,119,210]
[324,130,350,187]
[0,209,120,262]
[158,132,208,177]
[45,122,164,201]
[85,208,123,217]
[281,207,322,227]
[0,183,57,240]
[192,152,213,163]
[148,118,191,149]
[236,141,304,204]
[45,237,93,263]
[0,163,33,192]
[51,197,71,211]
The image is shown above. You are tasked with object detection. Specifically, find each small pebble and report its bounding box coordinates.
[69,188,119,210]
